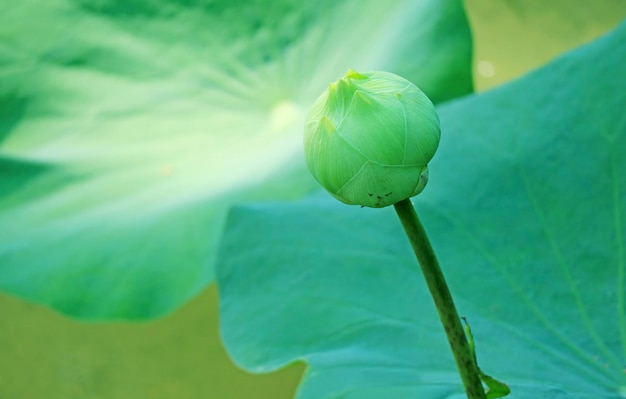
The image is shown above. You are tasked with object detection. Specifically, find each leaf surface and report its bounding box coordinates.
[218,22,626,398]
[0,0,473,319]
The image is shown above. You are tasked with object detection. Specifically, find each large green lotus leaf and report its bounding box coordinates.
[0,0,473,319]
[217,21,626,398]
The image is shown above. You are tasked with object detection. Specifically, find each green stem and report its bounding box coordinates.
[393,198,485,399]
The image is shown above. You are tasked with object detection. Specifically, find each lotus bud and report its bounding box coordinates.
[303,69,440,208]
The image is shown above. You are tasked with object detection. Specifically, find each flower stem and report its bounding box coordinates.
[393,198,486,399]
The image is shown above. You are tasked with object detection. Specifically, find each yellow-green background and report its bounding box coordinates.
[2,1,625,398]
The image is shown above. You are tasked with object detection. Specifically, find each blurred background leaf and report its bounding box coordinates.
[218,19,626,399]
[0,0,472,320]
[1,1,625,399]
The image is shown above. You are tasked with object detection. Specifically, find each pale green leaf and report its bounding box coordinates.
[0,0,473,319]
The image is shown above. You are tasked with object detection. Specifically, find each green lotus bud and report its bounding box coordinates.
[303,69,440,208]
